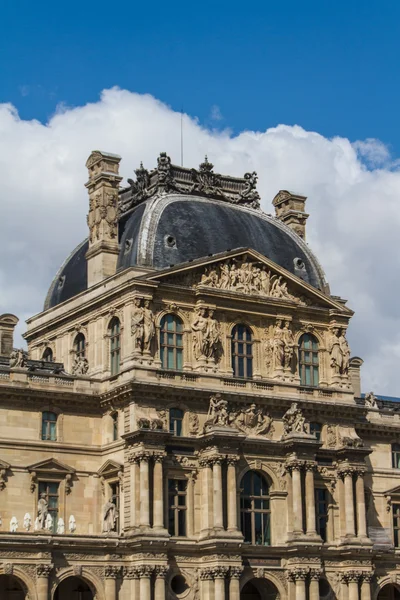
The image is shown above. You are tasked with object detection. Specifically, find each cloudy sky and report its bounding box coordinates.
[1,87,400,394]
[1,1,400,394]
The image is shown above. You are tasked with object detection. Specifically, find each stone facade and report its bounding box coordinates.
[0,152,399,600]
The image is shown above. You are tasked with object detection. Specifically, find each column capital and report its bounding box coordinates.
[200,568,214,581]
[212,566,229,579]
[305,461,318,472]
[153,451,167,463]
[285,459,305,473]
[288,568,308,581]
[361,573,373,583]
[123,566,140,579]
[346,570,363,583]
[154,565,168,578]
[229,566,243,579]
[310,569,322,580]
[226,455,240,466]
[36,564,53,578]
[337,464,356,478]
[128,451,140,464]
[105,565,121,579]
[137,565,154,578]
[354,467,366,477]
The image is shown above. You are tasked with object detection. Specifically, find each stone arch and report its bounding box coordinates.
[374,576,400,600]
[227,319,255,336]
[240,568,285,599]
[238,459,280,493]
[0,566,38,600]
[51,568,105,600]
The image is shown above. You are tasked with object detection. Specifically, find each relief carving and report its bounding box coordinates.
[282,403,307,437]
[71,356,89,376]
[231,403,274,438]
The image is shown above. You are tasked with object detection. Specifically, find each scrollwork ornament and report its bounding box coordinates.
[37,564,53,578]
[105,565,121,579]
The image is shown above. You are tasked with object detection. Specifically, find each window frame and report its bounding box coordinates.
[109,317,121,376]
[42,347,53,362]
[38,480,60,533]
[310,422,322,441]
[392,444,400,469]
[231,324,253,379]
[298,333,319,387]
[41,411,58,441]
[240,470,271,546]
[169,408,184,436]
[160,314,184,371]
[168,478,187,537]
[315,487,329,542]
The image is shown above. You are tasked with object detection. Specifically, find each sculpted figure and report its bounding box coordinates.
[219,262,230,289]
[229,263,239,288]
[9,516,18,533]
[69,515,76,533]
[45,513,53,531]
[131,298,144,352]
[200,267,218,287]
[282,320,295,369]
[191,307,209,360]
[207,393,229,426]
[272,319,285,369]
[103,496,117,533]
[72,356,89,376]
[260,266,271,295]
[142,299,155,353]
[283,402,306,435]
[23,513,31,531]
[57,518,65,534]
[9,348,27,369]
[206,309,222,360]
[37,492,48,530]
[327,326,342,375]
[365,391,378,408]
[338,329,350,375]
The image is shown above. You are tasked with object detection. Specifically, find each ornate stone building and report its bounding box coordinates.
[0,151,399,600]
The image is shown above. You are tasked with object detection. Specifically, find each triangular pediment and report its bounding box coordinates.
[385,485,400,496]
[138,248,352,314]
[27,458,75,474]
[98,460,123,478]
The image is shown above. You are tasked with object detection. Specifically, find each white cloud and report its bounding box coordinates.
[0,87,399,395]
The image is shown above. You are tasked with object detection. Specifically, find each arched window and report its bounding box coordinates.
[42,411,57,441]
[240,471,270,545]
[73,333,86,359]
[160,314,183,370]
[109,318,121,376]
[111,412,119,441]
[170,408,184,436]
[42,347,53,362]
[392,444,400,469]
[231,324,253,378]
[299,334,319,386]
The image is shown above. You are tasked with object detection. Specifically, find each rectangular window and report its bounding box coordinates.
[41,412,57,441]
[168,479,187,537]
[38,481,59,533]
[315,488,328,542]
[392,445,400,469]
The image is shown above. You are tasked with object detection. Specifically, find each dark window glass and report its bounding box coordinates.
[310,422,322,441]
[73,333,86,359]
[168,479,187,536]
[392,444,400,469]
[112,412,118,441]
[299,334,319,386]
[231,324,253,379]
[160,315,184,370]
[41,411,57,441]
[38,481,59,533]
[42,347,53,362]
[109,318,121,376]
[315,488,328,542]
[240,471,270,545]
[170,408,184,436]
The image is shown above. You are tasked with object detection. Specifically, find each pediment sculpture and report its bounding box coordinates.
[282,402,308,438]
[204,394,273,438]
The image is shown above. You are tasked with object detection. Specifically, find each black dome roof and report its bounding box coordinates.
[44,194,327,310]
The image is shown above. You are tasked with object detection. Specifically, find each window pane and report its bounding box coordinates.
[242,512,252,543]
[167,348,174,369]
[178,510,186,536]
[247,359,253,378]
[176,349,183,370]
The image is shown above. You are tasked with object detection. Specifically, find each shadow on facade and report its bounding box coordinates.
[54,576,94,600]
[241,578,279,600]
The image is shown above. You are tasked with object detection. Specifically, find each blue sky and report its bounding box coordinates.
[2,0,400,152]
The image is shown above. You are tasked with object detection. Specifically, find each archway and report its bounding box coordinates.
[241,578,280,600]
[0,574,26,600]
[54,577,94,600]
[378,585,400,600]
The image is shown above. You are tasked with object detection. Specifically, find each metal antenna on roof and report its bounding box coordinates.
[180,107,184,167]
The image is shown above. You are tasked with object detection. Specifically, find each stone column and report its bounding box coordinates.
[200,458,213,534]
[288,461,304,534]
[343,468,356,537]
[36,564,52,600]
[212,457,224,530]
[187,471,196,537]
[125,568,140,600]
[129,454,139,529]
[200,568,214,600]
[340,574,349,600]
[139,566,153,600]
[153,454,165,530]
[139,453,151,527]
[154,566,168,600]
[214,567,228,600]
[290,569,308,600]
[309,570,321,600]
[347,572,360,600]
[355,469,367,539]
[104,566,119,600]
[361,574,372,600]
[305,462,317,535]
[229,567,242,600]
[227,457,239,532]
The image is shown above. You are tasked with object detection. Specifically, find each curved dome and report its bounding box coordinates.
[44,194,327,310]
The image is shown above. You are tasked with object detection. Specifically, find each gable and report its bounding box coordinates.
[140,248,352,314]
[98,460,123,478]
[27,458,75,474]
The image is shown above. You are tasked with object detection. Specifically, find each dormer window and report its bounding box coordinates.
[42,347,53,362]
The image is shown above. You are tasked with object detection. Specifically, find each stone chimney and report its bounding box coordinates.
[348,357,364,398]
[85,150,123,287]
[0,314,19,357]
[272,190,309,240]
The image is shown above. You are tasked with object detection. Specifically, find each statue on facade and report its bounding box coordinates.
[282,402,306,436]
[103,496,117,533]
[142,299,155,353]
[206,309,222,361]
[234,403,273,437]
[365,391,379,408]
[9,348,27,369]
[9,516,18,533]
[72,356,89,376]
[328,325,350,376]
[23,513,31,531]
[57,518,65,534]
[272,319,285,369]
[131,298,144,352]
[338,329,350,375]
[282,320,296,369]
[191,307,209,360]
[37,492,48,530]
[69,515,76,533]
[45,513,53,531]
[207,393,230,427]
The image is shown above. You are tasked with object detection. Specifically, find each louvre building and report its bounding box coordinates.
[1,150,400,600]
